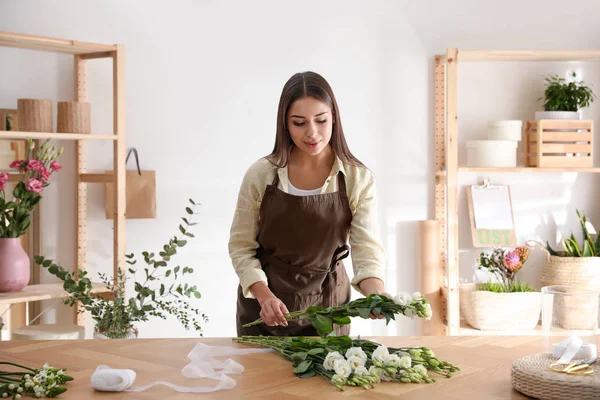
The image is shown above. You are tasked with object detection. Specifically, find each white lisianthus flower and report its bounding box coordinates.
[414,364,428,376]
[412,291,423,300]
[347,355,365,370]
[384,354,401,368]
[395,351,410,358]
[323,351,345,371]
[372,345,390,363]
[353,366,370,377]
[331,374,347,387]
[394,292,412,306]
[399,356,412,369]
[409,348,422,358]
[345,347,368,363]
[423,303,433,320]
[404,309,416,319]
[333,358,352,378]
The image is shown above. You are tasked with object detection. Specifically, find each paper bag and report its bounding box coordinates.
[105,148,156,219]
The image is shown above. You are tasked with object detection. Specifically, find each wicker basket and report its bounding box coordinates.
[459,283,541,331]
[540,255,600,290]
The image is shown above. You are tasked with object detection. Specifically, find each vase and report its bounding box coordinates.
[93,325,138,339]
[0,238,31,292]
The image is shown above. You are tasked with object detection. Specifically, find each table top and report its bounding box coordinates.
[0,335,563,399]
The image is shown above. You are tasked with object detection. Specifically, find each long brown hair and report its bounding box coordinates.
[267,71,363,167]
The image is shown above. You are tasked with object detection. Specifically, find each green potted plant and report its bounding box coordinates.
[535,72,596,120]
[34,199,208,339]
[459,246,540,331]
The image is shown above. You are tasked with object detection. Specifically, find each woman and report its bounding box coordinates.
[229,71,388,336]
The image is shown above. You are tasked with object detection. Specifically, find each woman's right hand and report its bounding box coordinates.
[258,296,289,327]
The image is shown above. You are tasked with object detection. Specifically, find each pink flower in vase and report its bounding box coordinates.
[50,161,62,172]
[9,160,25,172]
[0,172,8,190]
[26,178,43,193]
[503,250,522,272]
[26,159,44,172]
[38,166,51,183]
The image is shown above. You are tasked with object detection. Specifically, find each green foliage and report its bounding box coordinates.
[34,199,207,338]
[477,280,535,293]
[547,209,600,257]
[539,72,596,112]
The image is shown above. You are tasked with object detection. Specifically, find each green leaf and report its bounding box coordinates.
[177,240,187,247]
[293,360,312,374]
[189,199,196,205]
[184,232,195,238]
[43,259,52,268]
[298,369,316,378]
[313,314,333,336]
[194,291,201,299]
[186,207,193,215]
[583,240,594,257]
[356,307,371,319]
[308,348,325,355]
[291,352,308,363]
[48,265,59,275]
[160,284,165,296]
[174,266,180,274]
[179,225,186,234]
[154,261,167,268]
[128,268,136,274]
[332,316,351,325]
[165,270,171,278]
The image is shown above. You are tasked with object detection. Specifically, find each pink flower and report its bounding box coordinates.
[38,166,51,183]
[0,172,8,190]
[50,161,62,172]
[27,159,44,172]
[9,160,23,169]
[503,250,522,272]
[26,178,43,193]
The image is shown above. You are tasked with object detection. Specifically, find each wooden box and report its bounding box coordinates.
[525,120,594,168]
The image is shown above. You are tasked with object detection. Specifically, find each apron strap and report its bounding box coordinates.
[330,244,350,270]
[337,173,348,198]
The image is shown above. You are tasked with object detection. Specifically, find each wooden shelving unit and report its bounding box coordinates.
[0,31,126,338]
[432,49,600,336]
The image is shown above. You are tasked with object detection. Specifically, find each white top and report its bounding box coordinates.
[288,180,322,196]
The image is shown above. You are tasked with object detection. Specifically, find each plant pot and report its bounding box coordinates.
[534,111,581,120]
[487,120,523,141]
[459,283,541,331]
[0,238,30,292]
[542,286,600,331]
[93,325,139,339]
[540,256,600,291]
[466,140,518,168]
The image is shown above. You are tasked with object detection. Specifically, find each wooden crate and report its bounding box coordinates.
[525,120,594,168]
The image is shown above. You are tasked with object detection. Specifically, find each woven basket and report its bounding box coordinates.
[540,255,600,290]
[459,283,541,331]
[512,353,600,400]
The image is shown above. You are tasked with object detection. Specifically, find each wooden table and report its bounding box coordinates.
[0,336,560,399]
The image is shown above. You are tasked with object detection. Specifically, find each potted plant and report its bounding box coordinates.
[459,246,540,331]
[535,72,596,120]
[0,138,62,292]
[34,199,208,339]
[529,210,600,329]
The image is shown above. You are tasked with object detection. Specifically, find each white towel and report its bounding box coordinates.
[90,342,272,393]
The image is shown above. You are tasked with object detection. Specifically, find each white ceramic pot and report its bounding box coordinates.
[534,111,581,120]
[487,120,523,141]
[466,140,518,168]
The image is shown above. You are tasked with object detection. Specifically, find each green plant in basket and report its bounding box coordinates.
[546,209,600,257]
[33,199,208,339]
[539,72,596,112]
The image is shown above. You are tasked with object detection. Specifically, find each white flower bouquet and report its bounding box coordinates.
[243,293,432,336]
[233,335,459,391]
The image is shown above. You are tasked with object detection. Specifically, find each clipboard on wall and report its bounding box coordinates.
[466,179,517,247]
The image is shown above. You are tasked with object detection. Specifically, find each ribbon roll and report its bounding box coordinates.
[552,335,597,364]
[90,342,273,393]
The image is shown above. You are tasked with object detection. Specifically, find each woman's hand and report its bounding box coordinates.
[258,296,289,327]
[358,278,392,320]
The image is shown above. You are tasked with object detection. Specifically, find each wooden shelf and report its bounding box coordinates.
[0,283,109,306]
[458,167,600,173]
[0,31,117,55]
[460,320,543,336]
[5,172,114,183]
[0,131,116,140]
[457,50,600,62]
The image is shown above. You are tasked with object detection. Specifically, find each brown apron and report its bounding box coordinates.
[236,171,352,336]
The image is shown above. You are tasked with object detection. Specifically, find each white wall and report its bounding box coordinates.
[0,0,429,337]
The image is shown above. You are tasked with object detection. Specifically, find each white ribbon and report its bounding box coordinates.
[90,342,273,393]
[552,335,597,364]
